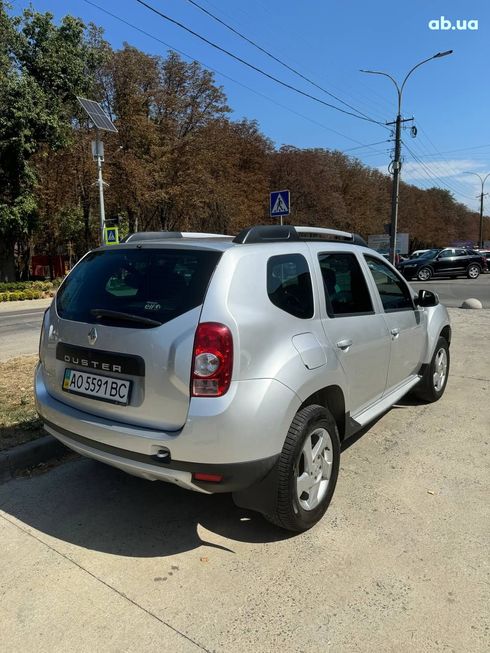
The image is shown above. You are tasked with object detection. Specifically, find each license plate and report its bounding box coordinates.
[62,369,131,405]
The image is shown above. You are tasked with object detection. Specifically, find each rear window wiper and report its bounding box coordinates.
[90,308,162,327]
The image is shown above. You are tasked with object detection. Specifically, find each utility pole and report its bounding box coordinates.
[361,51,453,265]
[387,114,402,264]
[465,172,489,248]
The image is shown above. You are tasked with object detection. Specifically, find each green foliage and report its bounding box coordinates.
[0,4,107,279]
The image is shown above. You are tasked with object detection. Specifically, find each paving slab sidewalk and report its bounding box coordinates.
[0,308,488,652]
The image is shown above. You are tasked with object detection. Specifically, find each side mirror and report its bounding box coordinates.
[416,289,439,307]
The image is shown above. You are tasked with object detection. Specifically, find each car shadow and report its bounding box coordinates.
[1,457,294,558]
[2,409,393,558]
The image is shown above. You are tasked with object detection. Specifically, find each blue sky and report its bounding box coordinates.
[10,0,490,211]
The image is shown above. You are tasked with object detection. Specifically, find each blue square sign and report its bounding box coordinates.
[270,190,290,217]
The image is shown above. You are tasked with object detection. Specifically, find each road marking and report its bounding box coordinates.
[0,311,45,319]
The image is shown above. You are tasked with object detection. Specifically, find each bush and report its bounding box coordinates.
[0,290,37,302]
[0,280,54,299]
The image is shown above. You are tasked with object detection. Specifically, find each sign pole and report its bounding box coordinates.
[96,129,106,245]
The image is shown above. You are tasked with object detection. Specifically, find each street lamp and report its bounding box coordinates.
[464,172,490,248]
[361,51,453,264]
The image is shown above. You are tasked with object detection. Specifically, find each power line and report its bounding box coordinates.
[409,128,478,198]
[407,126,484,200]
[82,0,386,154]
[134,0,387,126]
[342,140,390,153]
[406,142,490,158]
[183,0,386,126]
[226,0,396,120]
[402,141,475,201]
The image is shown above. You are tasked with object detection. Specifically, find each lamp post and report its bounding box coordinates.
[464,172,490,248]
[361,51,453,264]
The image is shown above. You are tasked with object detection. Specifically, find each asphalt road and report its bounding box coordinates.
[410,275,490,308]
[1,308,489,652]
[0,304,47,361]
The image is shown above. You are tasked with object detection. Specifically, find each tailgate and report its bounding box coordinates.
[39,246,221,430]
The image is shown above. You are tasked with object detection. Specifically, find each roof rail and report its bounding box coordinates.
[233,225,367,246]
[233,225,299,244]
[121,231,231,243]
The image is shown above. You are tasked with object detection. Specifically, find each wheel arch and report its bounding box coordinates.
[440,324,451,346]
[299,385,346,440]
[422,306,452,364]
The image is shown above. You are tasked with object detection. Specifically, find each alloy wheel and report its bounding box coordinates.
[295,427,333,511]
[433,347,448,392]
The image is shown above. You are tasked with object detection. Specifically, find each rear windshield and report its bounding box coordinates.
[57,248,221,327]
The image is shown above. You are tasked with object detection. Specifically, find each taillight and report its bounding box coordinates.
[191,322,233,397]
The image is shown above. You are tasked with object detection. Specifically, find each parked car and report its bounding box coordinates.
[409,249,434,259]
[397,247,487,281]
[476,250,490,272]
[35,225,451,532]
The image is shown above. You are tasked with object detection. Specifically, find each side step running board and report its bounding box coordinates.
[352,375,421,428]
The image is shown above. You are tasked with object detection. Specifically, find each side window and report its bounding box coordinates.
[454,249,466,256]
[365,256,414,312]
[318,253,373,317]
[438,249,453,258]
[267,254,314,319]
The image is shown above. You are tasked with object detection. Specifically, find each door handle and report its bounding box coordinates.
[336,339,353,351]
[391,328,400,338]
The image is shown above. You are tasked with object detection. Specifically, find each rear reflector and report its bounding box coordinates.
[193,472,223,483]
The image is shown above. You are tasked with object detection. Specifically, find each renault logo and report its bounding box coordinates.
[88,327,98,345]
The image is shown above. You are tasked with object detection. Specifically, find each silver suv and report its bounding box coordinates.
[35,225,451,531]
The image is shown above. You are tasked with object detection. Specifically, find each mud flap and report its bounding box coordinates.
[232,460,280,516]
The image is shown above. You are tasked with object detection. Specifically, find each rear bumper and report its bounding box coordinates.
[35,363,298,492]
[43,419,278,493]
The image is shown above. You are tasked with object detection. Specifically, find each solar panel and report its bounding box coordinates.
[77,97,118,133]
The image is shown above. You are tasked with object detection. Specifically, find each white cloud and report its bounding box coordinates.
[399,158,484,182]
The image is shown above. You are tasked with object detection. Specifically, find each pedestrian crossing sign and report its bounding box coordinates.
[270,190,290,217]
[104,226,119,245]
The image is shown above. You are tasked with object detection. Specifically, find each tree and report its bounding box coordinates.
[0,4,103,280]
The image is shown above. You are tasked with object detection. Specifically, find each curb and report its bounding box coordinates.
[0,435,69,484]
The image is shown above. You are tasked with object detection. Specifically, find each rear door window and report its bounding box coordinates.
[267,254,313,319]
[318,253,373,317]
[57,248,221,327]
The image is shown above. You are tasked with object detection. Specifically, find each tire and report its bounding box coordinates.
[265,405,340,532]
[417,266,432,281]
[467,264,480,279]
[412,336,450,403]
